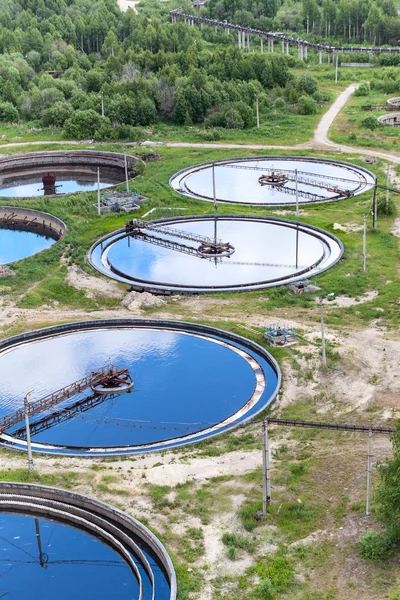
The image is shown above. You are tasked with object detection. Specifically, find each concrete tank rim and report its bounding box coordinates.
[0,317,282,456]
[0,150,145,200]
[0,481,177,600]
[0,205,67,266]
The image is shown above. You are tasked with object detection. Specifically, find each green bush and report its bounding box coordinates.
[198,129,222,141]
[258,578,275,599]
[355,82,370,96]
[377,196,397,216]
[298,95,317,115]
[274,97,287,110]
[358,529,392,561]
[361,115,379,130]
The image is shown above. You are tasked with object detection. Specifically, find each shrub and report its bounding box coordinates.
[355,82,370,96]
[377,196,397,216]
[358,530,392,561]
[361,115,379,130]
[0,101,18,122]
[198,129,222,141]
[258,578,275,599]
[298,95,317,115]
[274,97,287,110]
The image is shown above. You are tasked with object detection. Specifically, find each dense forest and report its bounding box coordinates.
[0,0,326,139]
[205,0,400,45]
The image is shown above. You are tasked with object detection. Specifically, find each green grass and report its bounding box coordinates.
[1,142,398,330]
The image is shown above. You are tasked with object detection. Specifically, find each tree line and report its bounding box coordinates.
[205,0,400,46]
[0,0,322,139]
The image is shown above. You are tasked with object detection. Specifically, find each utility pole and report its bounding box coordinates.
[295,168,299,217]
[124,149,129,193]
[386,165,390,215]
[97,167,101,215]
[101,92,104,118]
[372,184,377,230]
[362,214,367,272]
[319,293,334,367]
[24,394,34,473]
[212,161,217,212]
[366,429,373,516]
[335,53,339,84]
[262,419,271,515]
[256,94,260,129]
[212,161,218,247]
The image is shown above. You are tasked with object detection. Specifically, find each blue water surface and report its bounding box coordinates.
[0,179,114,198]
[0,228,55,264]
[0,326,278,454]
[0,513,139,600]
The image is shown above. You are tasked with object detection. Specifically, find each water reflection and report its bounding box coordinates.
[0,179,114,198]
[0,327,276,450]
[91,218,342,292]
[0,513,139,600]
[0,228,55,264]
[170,158,376,205]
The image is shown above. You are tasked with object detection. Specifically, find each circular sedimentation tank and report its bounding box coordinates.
[378,113,400,127]
[0,482,176,599]
[0,151,139,198]
[0,207,66,265]
[169,156,376,206]
[0,319,280,456]
[89,215,343,294]
[387,97,400,108]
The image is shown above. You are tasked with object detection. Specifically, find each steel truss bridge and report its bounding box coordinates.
[171,8,400,60]
[124,219,308,270]
[0,366,132,437]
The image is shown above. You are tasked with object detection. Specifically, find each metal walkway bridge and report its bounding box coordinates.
[0,366,132,435]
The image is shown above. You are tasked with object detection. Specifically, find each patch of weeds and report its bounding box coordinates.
[174,560,202,600]
[225,433,257,452]
[180,527,205,563]
[249,546,295,596]
[350,500,366,513]
[274,500,322,541]
[100,474,119,484]
[239,500,264,532]
[148,484,174,509]
[333,496,349,522]
[96,483,128,495]
[222,532,256,558]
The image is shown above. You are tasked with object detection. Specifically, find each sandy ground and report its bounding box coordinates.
[66,265,125,299]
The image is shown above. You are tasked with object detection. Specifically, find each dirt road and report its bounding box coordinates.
[117,0,139,13]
